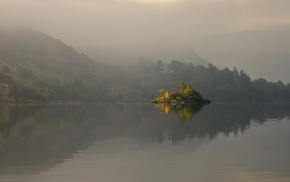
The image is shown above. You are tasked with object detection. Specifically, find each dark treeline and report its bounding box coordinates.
[133,59,290,102]
[2,58,290,102]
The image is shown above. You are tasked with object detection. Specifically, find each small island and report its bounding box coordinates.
[152,82,211,104]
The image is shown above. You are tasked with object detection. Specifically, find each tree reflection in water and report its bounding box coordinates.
[154,104,204,122]
[1,103,290,179]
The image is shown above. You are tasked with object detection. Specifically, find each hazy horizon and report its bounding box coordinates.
[2,0,290,42]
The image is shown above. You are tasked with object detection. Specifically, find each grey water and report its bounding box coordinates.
[0,103,290,182]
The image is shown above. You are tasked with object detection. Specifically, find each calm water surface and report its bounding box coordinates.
[0,103,290,182]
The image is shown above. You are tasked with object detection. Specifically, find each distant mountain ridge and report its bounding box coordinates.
[191,26,290,83]
[0,28,135,102]
[77,34,208,68]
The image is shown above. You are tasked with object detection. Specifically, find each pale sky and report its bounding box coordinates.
[1,0,290,45]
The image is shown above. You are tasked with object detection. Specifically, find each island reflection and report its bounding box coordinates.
[154,103,203,121]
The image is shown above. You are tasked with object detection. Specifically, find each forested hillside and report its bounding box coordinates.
[0,28,135,102]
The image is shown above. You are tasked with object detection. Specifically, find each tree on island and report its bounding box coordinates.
[153,82,210,104]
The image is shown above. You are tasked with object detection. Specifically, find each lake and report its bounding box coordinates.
[0,103,290,182]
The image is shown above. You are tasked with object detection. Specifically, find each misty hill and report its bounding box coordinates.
[77,34,208,68]
[190,26,290,83]
[0,28,135,102]
[1,28,290,103]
